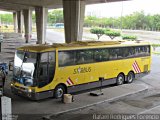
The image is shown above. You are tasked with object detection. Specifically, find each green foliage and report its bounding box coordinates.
[2,10,160,32]
[32,13,35,23]
[48,9,63,25]
[84,16,99,27]
[0,14,13,24]
[90,27,105,40]
[152,44,160,47]
[84,11,160,31]
[122,35,137,40]
[105,30,121,40]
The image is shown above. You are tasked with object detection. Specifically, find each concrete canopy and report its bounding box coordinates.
[0,0,129,44]
[0,0,129,11]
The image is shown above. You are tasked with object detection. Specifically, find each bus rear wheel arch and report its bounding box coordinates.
[54,84,67,99]
[126,71,135,83]
[116,73,125,85]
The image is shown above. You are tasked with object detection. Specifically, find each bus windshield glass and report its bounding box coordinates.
[13,50,37,86]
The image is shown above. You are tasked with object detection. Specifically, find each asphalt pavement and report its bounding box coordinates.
[1,32,160,120]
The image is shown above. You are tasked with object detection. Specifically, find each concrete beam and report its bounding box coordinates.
[35,6,48,44]
[0,2,31,10]
[0,0,61,7]
[23,9,32,43]
[0,0,129,10]
[63,0,85,43]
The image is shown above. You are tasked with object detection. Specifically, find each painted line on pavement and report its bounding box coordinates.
[43,86,148,120]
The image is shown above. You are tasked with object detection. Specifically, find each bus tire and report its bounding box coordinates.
[54,85,66,99]
[126,72,135,83]
[116,73,125,85]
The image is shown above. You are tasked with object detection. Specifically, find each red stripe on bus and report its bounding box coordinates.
[68,77,74,85]
[67,80,71,85]
[135,61,141,72]
[132,63,138,73]
[133,62,139,73]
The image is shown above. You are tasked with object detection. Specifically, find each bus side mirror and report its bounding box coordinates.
[9,60,14,71]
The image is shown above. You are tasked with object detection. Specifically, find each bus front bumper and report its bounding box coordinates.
[11,86,54,100]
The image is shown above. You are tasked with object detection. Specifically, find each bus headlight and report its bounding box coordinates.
[11,83,14,86]
[28,88,35,93]
[28,88,32,93]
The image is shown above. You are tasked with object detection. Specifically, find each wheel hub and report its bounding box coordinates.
[118,76,123,84]
[57,88,63,98]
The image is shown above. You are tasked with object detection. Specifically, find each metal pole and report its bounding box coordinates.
[120,1,123,32]
[0,42,1,52]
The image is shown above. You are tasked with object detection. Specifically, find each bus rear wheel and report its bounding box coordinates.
[116,74,125,85]
[54,85,66,99]
[126,72,135,83]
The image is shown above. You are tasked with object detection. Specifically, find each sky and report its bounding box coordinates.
[85,0,160,17]
[0,11,11,14]
[0,0,160,17]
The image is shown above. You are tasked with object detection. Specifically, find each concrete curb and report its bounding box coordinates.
[43,86,148,120]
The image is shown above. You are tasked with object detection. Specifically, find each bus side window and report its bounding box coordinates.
[76,51,85,64]
[116,48,124,59]
[123,47,129,58]
[109,48,117,60]
[58,51,76,67]
[141,46,149,56]
[85,50,94,63]
[39,53,48,76]
[145,46,150,56]
[49,52,55,82]
[94,49,109,62]
[128,47,135,57]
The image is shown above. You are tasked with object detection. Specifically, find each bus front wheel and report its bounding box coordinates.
[126,72,135,83]
[116,74,125,85]
[54,85,66,99]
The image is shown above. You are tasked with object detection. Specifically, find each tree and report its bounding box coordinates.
[0,14,13,24]
[48,9,63,25]
[105,30,121,40]
[83,11,160,31]
[122,35,137,41]
[84,16,99,27]
[90,27,106,40]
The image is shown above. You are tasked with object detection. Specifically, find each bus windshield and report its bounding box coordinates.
[13,50,37,86]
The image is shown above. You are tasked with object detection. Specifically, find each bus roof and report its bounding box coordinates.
[17,40,150,52]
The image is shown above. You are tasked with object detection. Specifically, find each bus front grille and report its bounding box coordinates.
[15,85,26,91]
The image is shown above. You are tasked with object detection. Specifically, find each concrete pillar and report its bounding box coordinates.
[17,11,24,33]
[63,0,85,43]
[13,12,17,33]
[23,9,32,43]
[35,6,48,44]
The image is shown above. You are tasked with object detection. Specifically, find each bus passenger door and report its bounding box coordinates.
[38,52,56,88]
[38,53,49,88]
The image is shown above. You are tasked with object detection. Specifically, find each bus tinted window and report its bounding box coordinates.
[40,53,48,76]
[109,48,118,60]
[58,45,150,67]
[94,49,109,62]
[117,48,125,59]
[48,52,55,82]
[128,47,135,58]
[77,50,94,64]
[135,46,150,57]
[122,47,129,58]
[59,51,76,67]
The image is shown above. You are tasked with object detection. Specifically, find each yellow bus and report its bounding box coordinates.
[10,40,151,100]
